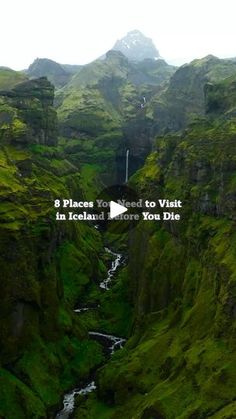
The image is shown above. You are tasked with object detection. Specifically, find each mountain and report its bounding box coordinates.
[112,30,160,61]
[61,63,82,74]
[0,78,105,417]
[1,45,236,419]
[74,64,236,419]
[26,58,81,88]
[56,50,174,128]
[147,55,236,135]
[205,73,236,116]
[0,67,27,90]
[26,31,161,90]
[56,50,176,183]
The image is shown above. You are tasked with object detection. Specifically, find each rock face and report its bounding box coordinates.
[0,77,58,145]
[2,48,236,419]
[112,30,160,61]
[26,58,77,88]
[205,74,236,116]
[86,69,236,419]
[0,78,105,418]
[56,49,175,183]
[147,55,236,135]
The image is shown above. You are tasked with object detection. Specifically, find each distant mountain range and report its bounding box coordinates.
[24,30,162,87]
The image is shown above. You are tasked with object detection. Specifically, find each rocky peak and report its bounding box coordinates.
[105,50,129,66]
[26,58,71,88]
[27,58,67,75]
[112,30,160,62]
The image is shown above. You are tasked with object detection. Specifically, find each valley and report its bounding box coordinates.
[56,246,126,419]
[0,29,236,419]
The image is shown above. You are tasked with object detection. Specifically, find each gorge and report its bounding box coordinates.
[56,247,125,419]
[0,31,236,419]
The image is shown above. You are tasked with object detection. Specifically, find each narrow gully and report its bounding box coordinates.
[55,248,125,419]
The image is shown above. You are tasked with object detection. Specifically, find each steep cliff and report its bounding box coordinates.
[2,51,236,419]
[75,70,236,419]
[56,51,175,184]
[0,78,106,418]
[147,55,236,135]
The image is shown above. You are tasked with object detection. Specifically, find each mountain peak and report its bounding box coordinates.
[26,58,71,88]
[112,30,160,62]
[27,58,67,75]
[105,49,129,64]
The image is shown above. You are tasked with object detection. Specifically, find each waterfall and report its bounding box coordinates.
[125,149,129,183]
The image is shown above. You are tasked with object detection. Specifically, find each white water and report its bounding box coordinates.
[89,332,126,354]
[55,381,96,419]
[55,247,125,419]
[55,329,126,418]
[99,247,122,290]
[74,307,90,313]
[125,149,129,183]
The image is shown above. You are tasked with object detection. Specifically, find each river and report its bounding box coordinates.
[55,248,124,419]
[100,248,122,290]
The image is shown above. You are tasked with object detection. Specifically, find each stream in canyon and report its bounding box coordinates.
[55,247,125,419]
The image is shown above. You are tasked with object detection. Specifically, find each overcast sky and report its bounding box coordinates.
[1,0,236,70]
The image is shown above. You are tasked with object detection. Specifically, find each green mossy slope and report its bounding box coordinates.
[75,72,236,419]
[0,78,106,418]
[0,67,27,90]
[147,55,236,135]
[56,51,175,183]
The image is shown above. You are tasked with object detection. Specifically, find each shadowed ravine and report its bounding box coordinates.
[55,248,125,419]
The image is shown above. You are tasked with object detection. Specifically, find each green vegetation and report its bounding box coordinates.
[147,55,236,135]
[56,51,175,181]
[0,68,27,90]
[71,60,236,418]
[26,58,73,88]
[0,77,107,418]
[1,51,236,419]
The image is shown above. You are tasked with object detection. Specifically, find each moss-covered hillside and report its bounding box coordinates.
[1,52,236,419]
[147,55,236,135]
[0,77,106,418]
[75,70,236,418]
[26,58,78,88]
[55,51,176,183]
[0,67,27,90]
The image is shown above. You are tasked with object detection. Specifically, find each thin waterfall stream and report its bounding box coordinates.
[125,149,129,183]
[55,247,125,419]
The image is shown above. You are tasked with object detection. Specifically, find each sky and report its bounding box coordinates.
[1,0,236,70]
